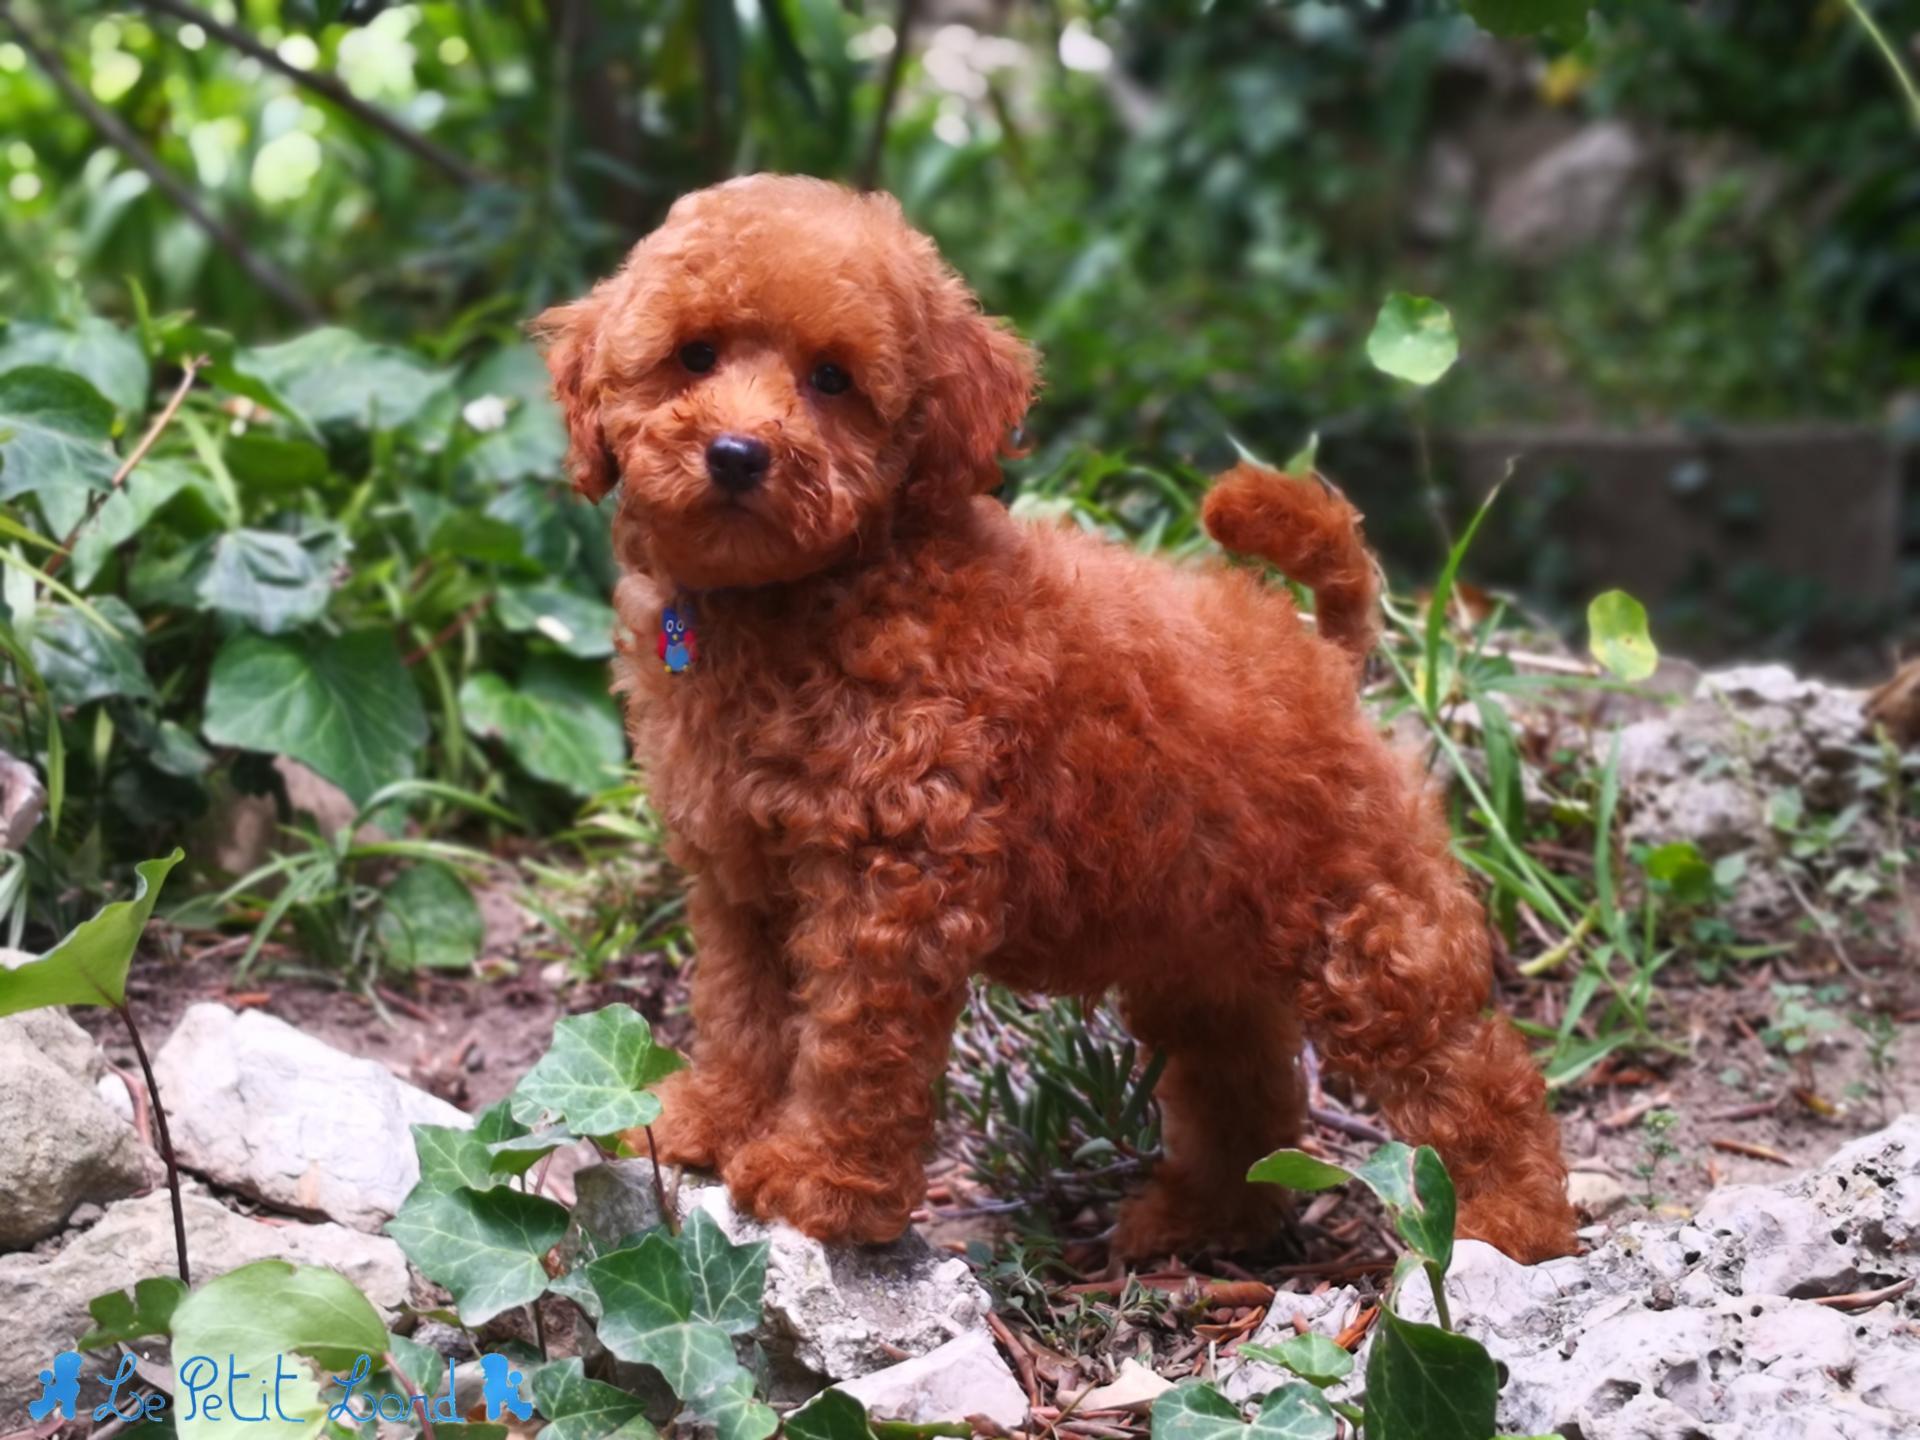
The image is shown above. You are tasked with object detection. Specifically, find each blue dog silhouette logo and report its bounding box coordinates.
[29,1353,83,1421]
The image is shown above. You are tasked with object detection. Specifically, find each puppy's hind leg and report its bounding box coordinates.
[1298,871,1578,1263]
[1111,978,1306,1262]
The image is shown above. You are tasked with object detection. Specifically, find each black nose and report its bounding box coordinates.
[706,433,770,494]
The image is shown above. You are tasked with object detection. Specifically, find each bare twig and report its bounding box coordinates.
[858,0,923,191]
[1811,1276,1915,1311]
[0,11,319,321]
[1309,1103,1391,1144]
[642,1125,678,1236]
[46,356,205,580]
[402,595,493,668]
[140,0,491,187]
[1709,1137,1793,1166]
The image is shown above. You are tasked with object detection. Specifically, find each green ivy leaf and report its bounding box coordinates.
[1365,294,1459,387]
[1246,1150,1355,1192]
[674,1209,770,1335]
[225,433,330,494]
[76,1276,188,1350]
[1239,1333,1354,1388]
[0,850,181,1013]
[0,319,149,417]
[1353,1143,1457,1274]
[698,1372,780,1440]
[586,1232,753,1410]
[203,629,427,807]
[244,327,448,433]
[1587,589,1658,682]
[509,1004,684,1134]
[460,659,626,797]
[530,1358,660,1440]
[496,582,618,659]
[461,400,569,487]
[783,1387,880,1440]
[170,1260,388,1440]
[68,459,215,588]
[486,1127,577,1176]
[28,596,154,706]
[410,1122,499,1195]
[385,1185,568,1326]
[194,527,341,634]
[1151,1379,1337,1440]
[1462,0,1589,41]
[0,366,118,534]
[375,862,483,972]
[1362,1307,1498,1440]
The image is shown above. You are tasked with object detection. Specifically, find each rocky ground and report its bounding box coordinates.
[2,658,1916,1434]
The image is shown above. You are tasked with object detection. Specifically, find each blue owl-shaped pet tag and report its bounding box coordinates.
[658,601,698,675]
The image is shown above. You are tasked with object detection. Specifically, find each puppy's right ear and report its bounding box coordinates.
[532,291,617,503]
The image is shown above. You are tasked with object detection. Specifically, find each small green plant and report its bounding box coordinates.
[1846,1010,1902,1124]
[1154,1141,1539,1439]
[1762,982,1846,1092]
[948,986,1166,1219]
[1632,1109,1680,1209]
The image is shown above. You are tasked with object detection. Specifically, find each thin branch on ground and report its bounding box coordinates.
[46,356,205,580]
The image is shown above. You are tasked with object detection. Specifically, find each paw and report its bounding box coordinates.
[722,1135,917,1245]
[1113,1173,1287,1263]
[1458,1195,1580,1264]
[640,1070,757,1171]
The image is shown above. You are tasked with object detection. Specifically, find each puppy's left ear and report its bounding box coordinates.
[914,286,1037,498]
[531,290,617,503]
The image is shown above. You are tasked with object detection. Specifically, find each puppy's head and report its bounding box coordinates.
[535,174,1035,590]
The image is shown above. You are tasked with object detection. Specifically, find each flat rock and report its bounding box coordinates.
[0,1010,152,1247]
[153,1003,470,1232]
[832,1331,1027,1428]
[572,1160,993,1385]
[0,1189,409,1420]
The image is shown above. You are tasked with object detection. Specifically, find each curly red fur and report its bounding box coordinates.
[537,174,1577,1264]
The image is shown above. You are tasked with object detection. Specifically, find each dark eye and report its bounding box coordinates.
[679,341,717,373]
[810,362,851,396]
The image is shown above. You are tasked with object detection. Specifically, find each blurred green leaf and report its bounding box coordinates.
[0,851,180,1014]
[496,582,617,658]
[1463,0,1588,41]
[1587,589,1658,681]
[203,630,426,807]
[245,328,448,433]
[28,596,153,705]
[1239,1333,1354,1388]
[77,1276,188,1351]
[1366,294,1458,387]
[375,862,484,971]
[460,658,625,796]
[0,319,149,417]
[0,367,118,533]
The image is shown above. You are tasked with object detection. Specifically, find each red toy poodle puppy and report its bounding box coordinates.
[537,174,1577,1265]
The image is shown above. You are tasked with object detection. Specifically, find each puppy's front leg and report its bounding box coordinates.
[721,851,995,1244]
[645,886,794,1170]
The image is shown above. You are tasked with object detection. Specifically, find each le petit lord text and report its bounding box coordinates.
[28,1350,531,1425]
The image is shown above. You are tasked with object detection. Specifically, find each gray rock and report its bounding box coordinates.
[1567,1169,1629,1220]
[152,1003,469,1232]
[1374,1116,1920,1439]
[0,1189,410,1419]
[832,1332,1026,1427]
[572,1161,994,1386]
[1487,121,1646,262]
[0,1010,152,1247]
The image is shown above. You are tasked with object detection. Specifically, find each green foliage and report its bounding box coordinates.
[1182,1142,1521,1439]
[76,1275,188,1350]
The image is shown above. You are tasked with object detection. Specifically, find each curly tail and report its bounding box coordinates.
[1201,462,1382,667]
